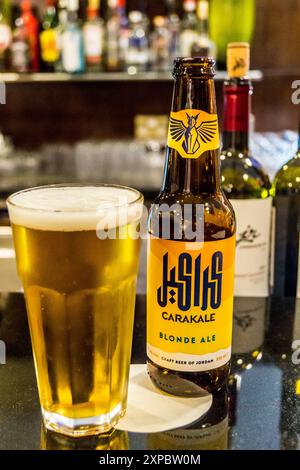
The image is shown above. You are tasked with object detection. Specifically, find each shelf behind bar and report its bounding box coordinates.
[0,70,263,83]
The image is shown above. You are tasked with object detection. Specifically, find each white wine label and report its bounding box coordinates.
[231,197,272,297]
[293,299,300,341]
[297,236,300,298]
[270,207,276,290]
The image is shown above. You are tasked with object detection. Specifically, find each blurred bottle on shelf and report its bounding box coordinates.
[55,0,68,72]
[179,0,198,57]
[126,10,149,73]
[210,0,255,66]
[0,0,12,71]
[165,0,179,66]
[191,0,216,59]
[40,0,59,72]
[106,0,128,71]
[83,0,104,71]
[273,121,300,297]
[221,43,272,297]
[150,16,170,72]
[61,0,84,73]
[148,388,229,450]
[20,0,40,72]
[11,15,30,73]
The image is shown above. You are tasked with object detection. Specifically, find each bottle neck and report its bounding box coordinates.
[87,8,98,20]
[198,18,209,37]
[197,0,209,37]
[222,78,252,153]
[162,76,221,195]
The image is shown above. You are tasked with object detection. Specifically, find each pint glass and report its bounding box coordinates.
[7,184,143,437]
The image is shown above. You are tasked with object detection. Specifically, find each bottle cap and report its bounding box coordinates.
[21,0,32,11]
[183,0,196,13]
[88,0,99,10]
[153,16,166,28]
[227,42,250,78]
[173,57,215,79]
[129,11,143,23]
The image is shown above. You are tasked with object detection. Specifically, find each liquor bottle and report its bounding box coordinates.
[221,43,272,297]
[148,387,229,450]
[179,0,198,57]
[273,122,300,297]
[61,0,84,73]
[191,0,216,59]
[83,0,104,72]
[147,58,236,396]
[106,0,127,72]
[11,15,30,73]
[0,0,12,71]
[126,10,149,73]
[165,0,180,67]
[55,0,68,72]
[209,0,255,66]
[150,16,170,72]
[40,0,59,72]
[20,0,40,72]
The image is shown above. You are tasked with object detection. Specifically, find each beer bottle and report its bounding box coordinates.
[147,57,236,396]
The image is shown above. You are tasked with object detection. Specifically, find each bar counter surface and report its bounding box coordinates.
[0,293,299,450]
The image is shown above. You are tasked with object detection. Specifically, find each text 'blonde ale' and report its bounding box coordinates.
[7,185,143,436]
[147,58,236,396]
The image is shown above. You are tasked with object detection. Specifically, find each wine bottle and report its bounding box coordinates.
[273,122,300,297]
[209,0,255,67]
[221,43,272,297]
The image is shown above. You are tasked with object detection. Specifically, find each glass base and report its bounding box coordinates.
[42,403,124,438]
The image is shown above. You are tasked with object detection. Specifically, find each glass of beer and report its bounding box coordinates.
[7,184,144,437]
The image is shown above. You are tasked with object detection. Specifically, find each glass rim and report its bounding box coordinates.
[6,183,144,214]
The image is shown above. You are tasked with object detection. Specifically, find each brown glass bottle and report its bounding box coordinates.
[147,57,236,396]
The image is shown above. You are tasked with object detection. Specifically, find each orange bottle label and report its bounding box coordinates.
[167,109,220,159]
[147,236,235,372]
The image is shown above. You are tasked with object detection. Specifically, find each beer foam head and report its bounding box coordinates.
[7,186,144,232]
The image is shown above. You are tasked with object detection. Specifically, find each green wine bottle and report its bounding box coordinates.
[221,43,272,297]
[273,125,300,297]
[210,0,255,66]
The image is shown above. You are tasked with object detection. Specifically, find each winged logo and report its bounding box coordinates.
[167,109,219,159]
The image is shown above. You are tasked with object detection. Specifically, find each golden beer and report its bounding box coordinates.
[7,185,143,437]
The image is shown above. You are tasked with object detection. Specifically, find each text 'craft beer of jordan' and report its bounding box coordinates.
[147,57,236,396]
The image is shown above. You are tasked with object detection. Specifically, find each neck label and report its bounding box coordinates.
[167,109,219,159]
[223,86,250,133]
